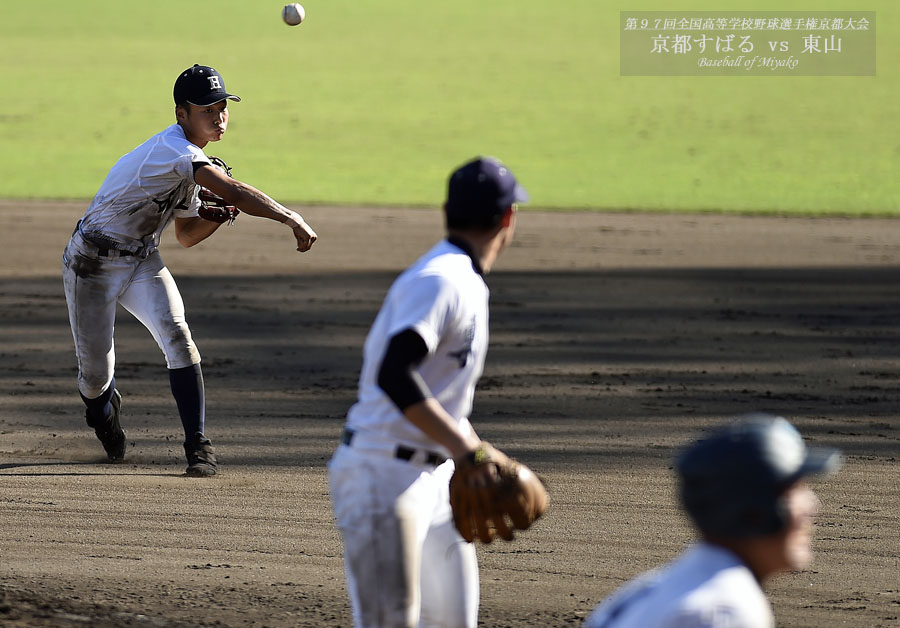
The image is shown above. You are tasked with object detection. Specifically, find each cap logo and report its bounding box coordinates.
[207,76,222,90]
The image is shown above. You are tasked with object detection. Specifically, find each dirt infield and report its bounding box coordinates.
[1,200,899,627]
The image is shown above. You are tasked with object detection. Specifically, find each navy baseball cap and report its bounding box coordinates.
[173,64,241,106]
[445,157,529,226]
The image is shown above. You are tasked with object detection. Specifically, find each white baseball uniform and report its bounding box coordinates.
[583,543,774,628]
[63,123,209,398]
[328,238,489,628]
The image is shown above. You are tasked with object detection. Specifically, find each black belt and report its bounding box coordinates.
[74,223,137,257]
[97,247,134,257]
[341,429,447,466]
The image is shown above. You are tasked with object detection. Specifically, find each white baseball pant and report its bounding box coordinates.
[62,232,200,398]
[329,438,478,628]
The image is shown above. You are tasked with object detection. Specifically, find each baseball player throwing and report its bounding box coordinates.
[62,64,317,476]
[583,414,841,628]
[328,157,543,627]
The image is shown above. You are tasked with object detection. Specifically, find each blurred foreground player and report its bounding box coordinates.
[584,414,841,628]
[329,157,546,627]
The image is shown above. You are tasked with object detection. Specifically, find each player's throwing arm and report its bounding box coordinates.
[192,162,317,252]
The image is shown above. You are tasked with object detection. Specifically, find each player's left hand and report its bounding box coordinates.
[449,442,549,543]
[285,213,318,252]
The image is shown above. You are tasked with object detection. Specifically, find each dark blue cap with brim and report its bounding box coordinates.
[445,157,529,223]
[174,64,241,106]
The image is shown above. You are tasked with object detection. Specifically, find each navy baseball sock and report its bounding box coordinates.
[81,377,116,424]
[169,364,206,440]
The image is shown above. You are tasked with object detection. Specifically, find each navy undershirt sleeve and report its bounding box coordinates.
[377,329,432,411]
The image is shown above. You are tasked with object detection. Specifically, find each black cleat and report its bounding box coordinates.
[86,389,126,462]
[184,432,217,477]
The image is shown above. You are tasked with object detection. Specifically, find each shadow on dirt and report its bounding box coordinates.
[2,266,898,465]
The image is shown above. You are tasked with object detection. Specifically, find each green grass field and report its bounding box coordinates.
[1,1,897,213]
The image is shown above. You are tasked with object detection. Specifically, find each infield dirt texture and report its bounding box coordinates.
[1,201,899,627]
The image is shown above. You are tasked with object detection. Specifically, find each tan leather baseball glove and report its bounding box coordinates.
[449,442,549,543]
[198,156,240,225]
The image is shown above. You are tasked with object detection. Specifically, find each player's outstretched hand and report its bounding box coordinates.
[283,211,318,252]
[292,220,318,252]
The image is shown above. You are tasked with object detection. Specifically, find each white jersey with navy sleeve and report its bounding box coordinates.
[584,543,774,628]
[78,124,210,253]
[329,237,489,628]
[345,238,488,455]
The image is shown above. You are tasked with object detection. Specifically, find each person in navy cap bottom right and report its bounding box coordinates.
[583,414,842,628]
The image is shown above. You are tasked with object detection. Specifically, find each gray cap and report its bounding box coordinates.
[676,414,841,537]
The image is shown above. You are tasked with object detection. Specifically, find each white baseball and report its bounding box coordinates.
[282,3,305,26]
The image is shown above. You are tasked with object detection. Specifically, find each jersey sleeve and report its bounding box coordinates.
[583,570,661,628]
[386,273,457,354]
[173,145,212,217]
[665,608,762,628]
